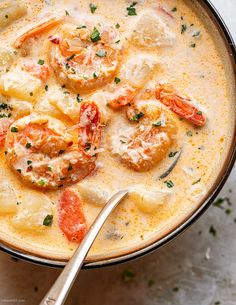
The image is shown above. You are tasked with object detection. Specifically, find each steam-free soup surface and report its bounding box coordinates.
[0,0,234,260]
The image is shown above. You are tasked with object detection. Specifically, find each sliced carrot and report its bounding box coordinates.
[0,118,12,148]
[24,64,50,82]
[58,189,87,243]
[14,17,61,48]
[156,84,207,127]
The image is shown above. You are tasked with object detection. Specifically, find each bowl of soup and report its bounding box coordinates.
[0,0,235,268]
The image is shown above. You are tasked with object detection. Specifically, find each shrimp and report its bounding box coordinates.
[113,100,177,171]
[156,84,207,127]
[14,17,61,49]
[48,22,123,92]
[5,102,101,189]
[106,83,137,109]
[24,64,50,82]
[0,118,13,148]
[58,188,87,243]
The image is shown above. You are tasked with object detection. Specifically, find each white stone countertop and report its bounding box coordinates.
[0,1,235,305]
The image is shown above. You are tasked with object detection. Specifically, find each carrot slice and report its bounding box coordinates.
[156,84,206,127]
[0,118,12,148]
[58,189,87,243]
[14,17,61,48]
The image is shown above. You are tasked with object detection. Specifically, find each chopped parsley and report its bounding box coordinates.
[225,208,232,215]
[122,268,135,282]
[173,287,179,292]
[193,31,201,37]
[77,94,83,103]
[37,179,48,187]
[90,27,101,42]
[85,143,91,151]
[5,15,8,19]
[65,10,70,15]
[114,77,121,84]
[11,127,18,133]
[181,24,187,34]
[197,111,202,115]
[26,143,32,149]
[131,112,144,121]
[190,43,196,48]
[127,2,137,16]
[164,180,174,188]
[214,302,221,305]
[96,50,107,57]
[48,166,52,172]
[192,178,201,185]
[153,120,162,127]
[16,202,21,205]
[27,160,32,165]
[59,150,65,155]
[77,25,87,29]
[89,3,97,14]
[213,198,224,208]
[30,92,33,97]
[16,169,22,173]
[68,164,73,171]
[67,54,76,61]
[43,214,53,226]
[93,72,98,78]
[171,7,177,12]
[45,85,49,91]
[169,151,178,158]
[209,225,216,237]
[37,59,45,65]
[115,23,120,29]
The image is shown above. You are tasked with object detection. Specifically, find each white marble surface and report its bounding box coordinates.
[0,1,236,305]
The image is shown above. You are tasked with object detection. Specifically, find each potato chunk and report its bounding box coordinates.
[11,191,54,231]
[130,186,171,214]
[0,3,27,28]
[0,69,42,102]
[129,10,175,48]
[77,181,109,207]
[0,182,17,214]
[121,54,158,88]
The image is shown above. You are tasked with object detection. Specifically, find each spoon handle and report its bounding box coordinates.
[39,190,128,305]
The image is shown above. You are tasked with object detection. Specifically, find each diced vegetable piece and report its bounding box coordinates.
[0,69,42,102]
[121,54,158,88]
[0,3,27,29]
[77,181,109,206]
[129,186,171,214]
[0,182,17,214]
[48,86,81,122]
[129,10,175,48]
[58,189,87,242]
[9,100,32,119]
[11,191,54,231]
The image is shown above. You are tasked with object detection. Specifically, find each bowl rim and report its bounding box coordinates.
[0,0,236,269]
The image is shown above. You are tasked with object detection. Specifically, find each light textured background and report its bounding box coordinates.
[0,1,236,304]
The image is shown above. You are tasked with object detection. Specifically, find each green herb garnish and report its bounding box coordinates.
[89,3,97,14]
[165,180,174,188]
[11,127,18,132]
[181,24,187,34]
[90,27,101,42]
[96,50,107,57]
[122,268,135,282]
[43,214,53,226]
[127,2,137,16]
[37,59,45,65]
[114,77,121,84]
[131,112,144,121]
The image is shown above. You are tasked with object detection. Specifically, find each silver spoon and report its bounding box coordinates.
[39,190,128,305]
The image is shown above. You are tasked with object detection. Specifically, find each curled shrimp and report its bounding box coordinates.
[5,102,101,189]
[0,118,13,148]
[14,17,61,49]
[48,21,123,92]
[156,83,207,127]
[112,100,177,171]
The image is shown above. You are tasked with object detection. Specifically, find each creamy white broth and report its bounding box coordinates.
[0,0,234,260]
